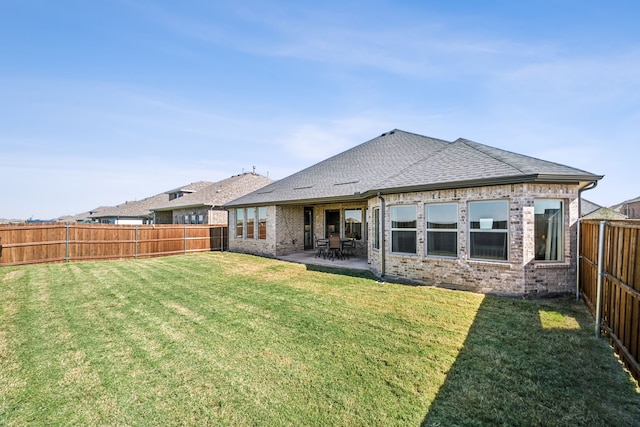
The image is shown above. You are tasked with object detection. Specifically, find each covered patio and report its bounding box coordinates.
[277,250,370,272]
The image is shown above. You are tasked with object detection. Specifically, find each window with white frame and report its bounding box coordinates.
[258,207,267,240]
[534,200,563,261]
[246,207,255,239]
[469,200,508,261]
[373,208,380,250]
[235,208,244,238]
[391,205,417,254]
[426,203,458,257]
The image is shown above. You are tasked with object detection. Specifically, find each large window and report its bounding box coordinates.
[246,207,255,239]
[344,209,363,240]
[373,208,380,250]
[391,205,417,254]
[235,208,244,238]
[426,203,458,257]
[258,207,267,240]
[535,200,563,261]
[469,200,508,261]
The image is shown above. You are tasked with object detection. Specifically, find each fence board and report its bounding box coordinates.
[580,219,640,383]
[0,223,227,266]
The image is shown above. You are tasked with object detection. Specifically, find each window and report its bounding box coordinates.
[344,209,362,240]
[469,200,508,261]
[391,205,417,254]
[535,200,563,261]
[198,214,204,224]
[183,215,189,224]
[325,210,340,237]
[235,208,244,238]
[246,207,255,239]
[373,208,380,250]
[258,207,267,240]
[426,204,458,257]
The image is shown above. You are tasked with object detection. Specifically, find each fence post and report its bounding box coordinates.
[595,220,607,338]
[184,225,187,254]
[135,226,138,259]
[65,224,70,263]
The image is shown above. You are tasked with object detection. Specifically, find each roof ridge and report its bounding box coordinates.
[370,135,452,188]
[455,138,529,176]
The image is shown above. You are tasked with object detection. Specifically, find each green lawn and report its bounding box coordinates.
[1,253,638,426]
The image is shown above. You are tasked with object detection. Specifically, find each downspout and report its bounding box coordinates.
[378,192,386,277]
[576,181,598,300]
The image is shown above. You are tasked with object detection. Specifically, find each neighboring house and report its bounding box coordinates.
[581,199,627,220]
[59,206,110,223]
[151,173,274,225]
[611,196,640,219]
[90,194,170,224]
[224,129,603,296]
[164,181,214,202]
[88,181,213,225]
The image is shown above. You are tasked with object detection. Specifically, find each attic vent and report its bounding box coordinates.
[334,181,359,186]
[293,186,313,190]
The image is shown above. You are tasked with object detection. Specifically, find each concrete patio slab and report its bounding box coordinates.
[277,250,371,272]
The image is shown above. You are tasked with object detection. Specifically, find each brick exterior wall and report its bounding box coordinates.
[165,208,228,225]
[228,202,369,257]
[310,202,369,257]
[228,206,278,257]
[368,183,579,296]
[228,183,580,296]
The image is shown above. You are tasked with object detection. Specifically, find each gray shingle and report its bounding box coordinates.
[152,173,274,211]
[225,129,603,207]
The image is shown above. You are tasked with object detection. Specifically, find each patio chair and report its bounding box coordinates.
[341,238,356,259]
[315,235,328,258]
[327,234,343,261]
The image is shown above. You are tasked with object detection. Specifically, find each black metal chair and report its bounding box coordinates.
[342,238,356,259]
[315,236,327,258]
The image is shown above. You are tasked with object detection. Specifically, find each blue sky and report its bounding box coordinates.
[1,1,638,219]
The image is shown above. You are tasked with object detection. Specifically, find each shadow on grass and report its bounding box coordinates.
[421,295,640,426]
[304,263,380,280]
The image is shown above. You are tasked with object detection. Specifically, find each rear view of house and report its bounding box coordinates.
[224,130,603,296]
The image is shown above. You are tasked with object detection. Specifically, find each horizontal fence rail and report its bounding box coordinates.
[580,219,640,383]
[0,223,228,266]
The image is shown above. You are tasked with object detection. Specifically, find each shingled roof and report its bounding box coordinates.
[90,193,170,220]
[152,173,274,212]
[225,129,603,207]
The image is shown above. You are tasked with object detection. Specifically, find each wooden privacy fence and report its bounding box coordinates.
[579,219,640,383]
[0,223,228,266]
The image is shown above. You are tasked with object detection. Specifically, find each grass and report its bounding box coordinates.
[0,252,638,426]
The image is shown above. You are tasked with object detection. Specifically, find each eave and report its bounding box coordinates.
[224,173,603,209]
